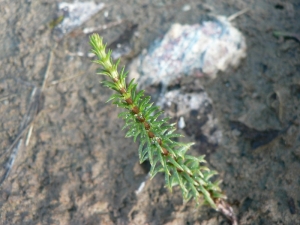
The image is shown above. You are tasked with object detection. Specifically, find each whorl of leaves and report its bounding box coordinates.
[90,34,226,209]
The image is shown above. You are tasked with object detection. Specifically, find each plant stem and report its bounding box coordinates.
[89,33,238,224]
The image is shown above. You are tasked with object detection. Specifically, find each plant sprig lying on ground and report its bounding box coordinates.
[89,34,237,224]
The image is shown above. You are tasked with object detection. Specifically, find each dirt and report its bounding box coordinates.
[0,0,299,224]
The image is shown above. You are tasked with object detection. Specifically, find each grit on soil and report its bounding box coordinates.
[0,0,299,224]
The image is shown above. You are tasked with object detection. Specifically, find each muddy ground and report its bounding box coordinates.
[0,0,300,224]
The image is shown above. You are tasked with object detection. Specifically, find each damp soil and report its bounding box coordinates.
[0,0,300,224]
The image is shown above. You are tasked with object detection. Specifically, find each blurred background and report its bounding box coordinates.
[0,0,299,224]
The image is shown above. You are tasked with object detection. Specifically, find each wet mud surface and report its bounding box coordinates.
[0,0,299,224]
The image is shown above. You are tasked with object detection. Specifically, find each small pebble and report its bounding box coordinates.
[178,116,185,129]
[182,5,191,11]
[135,181,145,194]
[232,129,241,136]
[88,52,95,58]
[129,16,246,90]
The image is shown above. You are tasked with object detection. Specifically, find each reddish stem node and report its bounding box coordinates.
[132,106,140,114]
[148,131,155,138]
[162,147,169,155]
[125,97,133,105]
[120,88,126,94]
[144,122,150,130]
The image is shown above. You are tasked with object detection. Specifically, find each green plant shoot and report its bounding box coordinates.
[89,33,229,212]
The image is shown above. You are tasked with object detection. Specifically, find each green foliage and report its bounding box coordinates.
[89,34,226,209]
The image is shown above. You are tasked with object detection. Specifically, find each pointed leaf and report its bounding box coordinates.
[144,106,159,119]
[118,111,130,119]
[211,191,226,199]
[125,128,136,138]
[199,166,211,172]
[127,79,136,93]
[165,133,184,139]
[140,150,148,163]
[198,184,217,209]
[149,156,160,177]
[119,66,128,80]
[150,165,164,179]
[97,69,111,77]
[139,96,151,110]
[173,169,188,193]
[170,175,179,187]
[149,110,163,122]
[147,142,154,166]
[133,128,141,142]
[203,170,218,181]
[130,84,137,99]
[183,191,193,203]
[167,156,184,172]
[113,58,121,71]
[101,80,117,89]
[177,143,194,158]
[165,171,171,191]
[187,160,200,170]
[194,176,206,186]
[182,173,200,198]
[133,90,145,104]
[113,101,131,109]
[185,155,206,163]
[122,121,134,130]
[106,93,122,103]
[166,128,176,135]
[138,140,146,162]
[181,164,193,176]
